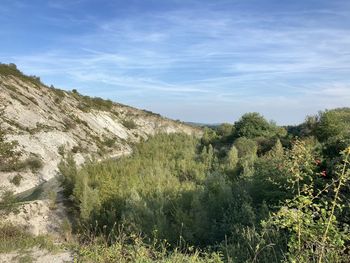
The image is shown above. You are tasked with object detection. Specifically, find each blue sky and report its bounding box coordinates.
[1,0,350,124]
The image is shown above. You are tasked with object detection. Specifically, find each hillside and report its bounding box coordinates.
[0,64,200,193]
[0,63,201,240]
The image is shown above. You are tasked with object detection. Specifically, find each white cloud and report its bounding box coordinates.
[3,2,350,124]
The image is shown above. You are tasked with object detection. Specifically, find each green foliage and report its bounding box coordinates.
[0,121,21,171]
[316,108,350,157]
[55,108,350,262]
[60,218,72,242]
[58,153,78,198]
[234,112,285,139]
[122,119,137,129]
[216,123,234,143]
[0,63,43,87]
[233,137,257,177]
[225,145,238,173]
[103,137,116,148]
[76,234,223,263]
[0,223,56,253]
[0,188,18,214]
[201,127,219,146]
[267,144,350,262]
[72,90,114,112]
[21,155,43,172]
[51,87,66,104]
[48,190,57,210]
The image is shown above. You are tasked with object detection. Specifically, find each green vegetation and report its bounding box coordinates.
[21,155,43,173]
[0,131,20,171]
[10,174,23,186]
[1,109,43,174]
[75,235,223,263]
[0,63,43,87]
[0,189,18,214]
[56,108,350,262]
[122,119,137,129]
[0,107,21,171]
[1,83,350,263]
[0,223,56,253]
[71,89,114,112]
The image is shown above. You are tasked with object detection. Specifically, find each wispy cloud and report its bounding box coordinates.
[1,0,350,124]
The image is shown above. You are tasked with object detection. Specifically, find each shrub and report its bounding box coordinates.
[10,174,22,186]
[58,153,78,198]
[0,123,21,171]
[0,189,18,214]
[63,117,76,130]
[122,119,137,129]
[58,145,65,156]
[23,156,43,172]
[234,112,285,139]
[48,190,57,210]
[267,143,350,262]
[73,92,114,112]
[103,137,116,148]
[60,218,72,241]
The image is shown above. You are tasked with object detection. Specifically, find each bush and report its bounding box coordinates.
[0,189,18,214]
[122,119,137,129]
[60,218,72,242]
[63,117,76,130]
[58,145,65,156]
[48,190,57,210]
[10,174,22,186]
[234,112,285,139]
[0,125,21,171]
[103,137,116,148]
[73,92,114,112]
[22,156,43,172]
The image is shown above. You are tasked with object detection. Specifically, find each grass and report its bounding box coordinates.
[0,189,18,214]
[0,223,56,253]
[74,233,223,263]
[16,254,35,263]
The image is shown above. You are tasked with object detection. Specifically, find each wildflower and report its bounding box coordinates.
[320,170,327,177]
[315,159,321,165]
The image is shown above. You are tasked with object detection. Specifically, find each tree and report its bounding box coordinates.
[234,112,283,139]
[217,123,234,143]
[316,108,350,157]
[234,137,258,177]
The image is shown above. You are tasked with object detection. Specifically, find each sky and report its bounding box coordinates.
[1,0,350,125]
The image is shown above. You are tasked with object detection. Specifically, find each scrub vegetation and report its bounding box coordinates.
[57,108,350,262]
